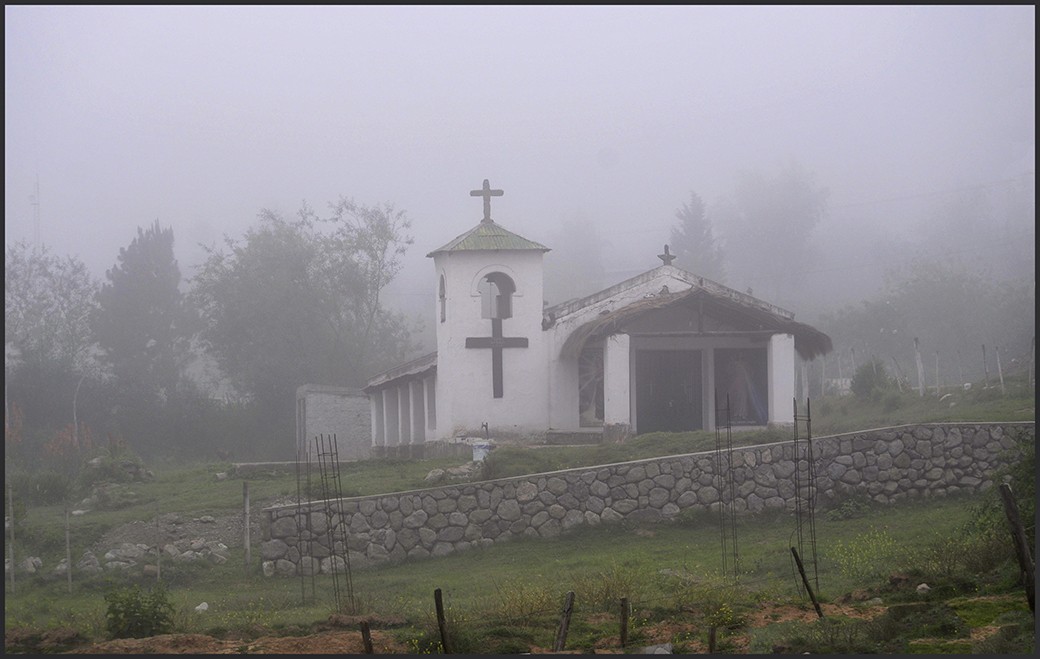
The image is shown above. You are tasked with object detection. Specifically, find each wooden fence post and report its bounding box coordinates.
[243,481,251,575]
[935,351,940,396]
[619,597,629,648]
[791,547,824,619]
[360,620,374,654]
[914,338,925,397]
[434,588,450,653]
[155,501,161,583]
[65,504,72,593]
[995,346,1006,396]
[982,344,990,387]
[554,591,575,652]
[8,480,15,594]
[998,484,1035,612]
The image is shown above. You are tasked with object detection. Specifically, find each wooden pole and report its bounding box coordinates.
[995,346,1006,396]
[243,481,251,575]
[7,480,15,594]
[998,484,1035,612]
[982,344,990,387]
[800,362,809,401]
[65,504,72,593]
[554,591,575,652]
[820,355,826,398]
[791,547,824,619]
[360,620,374,654]
[1027,336,1035,386]
[708,626,717,653]
[914,338,925,397]
[619,597,629,649]
[153,499,162,583]
[434,588,450,654]
[935,351,940,396]
[850,347,857,375]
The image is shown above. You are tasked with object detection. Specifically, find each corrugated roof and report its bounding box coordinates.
[364,351,437,391]
[427,219,550,257]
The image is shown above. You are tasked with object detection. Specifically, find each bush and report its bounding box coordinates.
[850,359,893,400]
[104,583,175,639]
[828,526,905,581]
[823,491,874,521]
[8,468,73,506]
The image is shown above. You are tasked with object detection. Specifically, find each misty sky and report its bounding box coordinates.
[5,5,1035,319]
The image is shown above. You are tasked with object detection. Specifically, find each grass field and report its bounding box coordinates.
[3,382,1035,653]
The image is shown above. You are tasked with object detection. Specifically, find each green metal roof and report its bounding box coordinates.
[426,219,550,257]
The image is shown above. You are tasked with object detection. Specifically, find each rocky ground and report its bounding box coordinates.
[91,511,253,555]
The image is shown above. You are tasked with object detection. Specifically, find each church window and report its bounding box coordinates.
[439,275,446,323]
[479,272,515,319]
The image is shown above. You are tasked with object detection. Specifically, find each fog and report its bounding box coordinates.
[5,6,1035,334]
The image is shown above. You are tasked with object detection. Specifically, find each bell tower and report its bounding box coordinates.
[427,180,551,438]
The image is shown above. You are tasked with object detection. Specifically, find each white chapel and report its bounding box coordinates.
[364,180,832,449]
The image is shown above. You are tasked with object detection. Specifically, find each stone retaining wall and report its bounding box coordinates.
[260,422,1033,577]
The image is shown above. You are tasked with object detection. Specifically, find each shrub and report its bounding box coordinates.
[882,392,903,412]
[104,583,175,639]
[570,562,647,612]
[488,577,556,624]
[828,526,904,581]
[8,468,73,506]
[823,491,874,521]
[850,359,893,400]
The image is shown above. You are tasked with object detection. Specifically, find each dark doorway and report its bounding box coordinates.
[635,350,702,434]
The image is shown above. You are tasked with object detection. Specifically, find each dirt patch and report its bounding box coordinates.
[63,629,411,654]
[25,602,862,654]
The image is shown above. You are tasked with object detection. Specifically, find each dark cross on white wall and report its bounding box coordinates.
[465,318,528,398]
[471,179,503,222]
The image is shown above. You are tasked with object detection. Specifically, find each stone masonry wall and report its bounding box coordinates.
[260,422,1033,577]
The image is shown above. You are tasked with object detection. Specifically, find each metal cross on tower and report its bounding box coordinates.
[471,179,503,222]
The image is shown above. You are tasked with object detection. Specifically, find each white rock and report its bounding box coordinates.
[195,602,209,612]
[916,583,931,595]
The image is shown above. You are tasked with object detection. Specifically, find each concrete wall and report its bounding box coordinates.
[261,421,1032,577]
[296,385,371,461]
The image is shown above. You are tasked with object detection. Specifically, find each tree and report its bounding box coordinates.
[5,242,98,371]
[190,199,417,455]
[714,161,828,305]
[5,242,105,468]
[669,191,725,281]
[94,221,196,457]
[819,260,1034,388]
[95,221,191,407]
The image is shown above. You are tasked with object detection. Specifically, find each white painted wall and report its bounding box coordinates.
[768,333,796,425]
[603,333,632,425]
[432,250,549,439]
[296,385,371,461]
